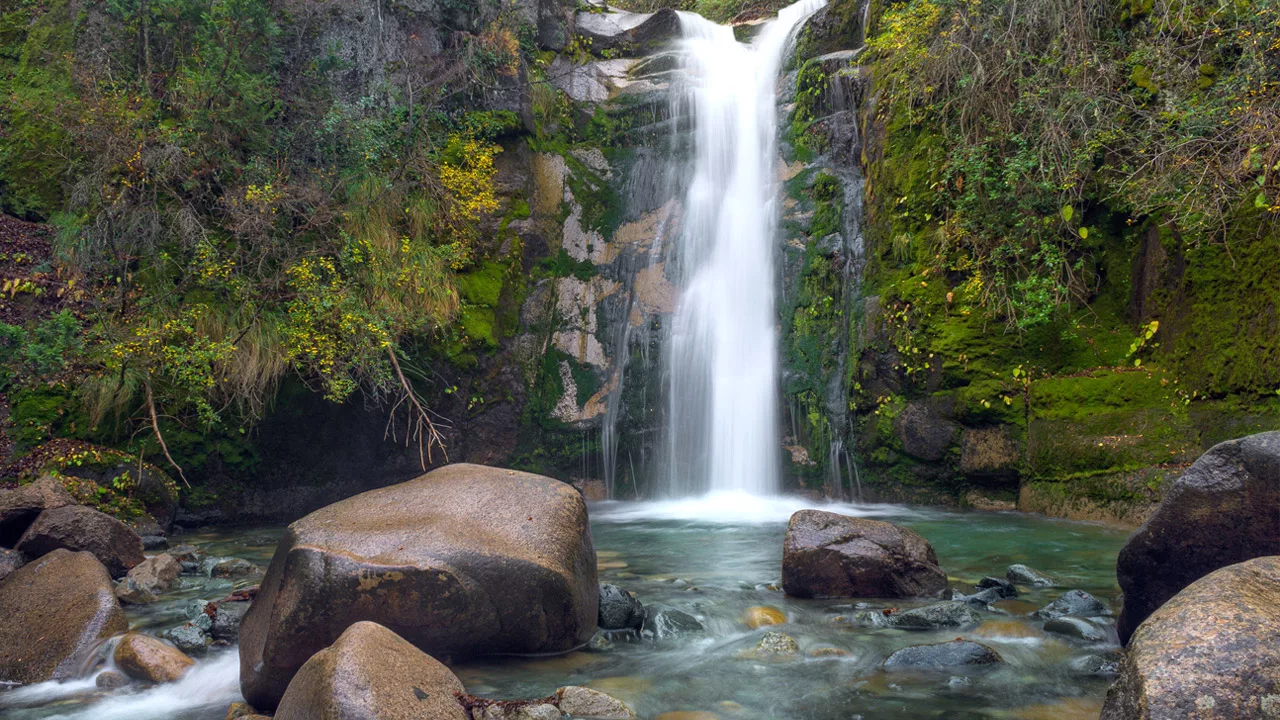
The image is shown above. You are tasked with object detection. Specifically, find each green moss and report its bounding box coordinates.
[10,384,76,449]
[537,249,595,281]
[0,0,79,217]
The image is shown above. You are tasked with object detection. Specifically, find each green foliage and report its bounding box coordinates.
[0,310,81,387]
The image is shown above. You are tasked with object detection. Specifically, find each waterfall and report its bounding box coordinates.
[660,0,827,497]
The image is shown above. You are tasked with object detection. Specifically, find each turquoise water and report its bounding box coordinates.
[0,497,1128,719]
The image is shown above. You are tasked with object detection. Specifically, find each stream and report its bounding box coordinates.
[0,494,1127,720]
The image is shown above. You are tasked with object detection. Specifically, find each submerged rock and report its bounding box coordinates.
[883,640,1003,669]
[210,557,262,579]
[1031,590,1110,620]
[1070,651,1122,675]
[555,685,636,719]
[599,584,645,631]
[115,552,182,604]
[140,534,169,551]
[1005,564,1055,587]
[976,576,1017,598]
[16,505,144,578]
[643,607,704,639]
[781,510,948,599]
[890,601,983,630]
[114,633,195,683]
[96,670,128,688]
[0,547,26,581]
[0,549,129,684]
[743,606,786,629]
[0,475,75,546]
[1102,556,1280,718]
[1043,617,1109,642]
[477,705,563,720]
[1115,431,1280,644]
[239,464,598,709]
[273,621,469,720]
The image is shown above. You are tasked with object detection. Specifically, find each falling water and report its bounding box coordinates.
[661,0,827,497]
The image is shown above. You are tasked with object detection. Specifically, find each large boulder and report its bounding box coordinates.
[893,401,958,462]
[1115,431,1280,644]
[16,505,145,578]
[1102,556,1280,719]
[782,510,947,598]
[0,475,75,545]
[0,549,129,683]
[273,621,469,720]
[239,464,598,709]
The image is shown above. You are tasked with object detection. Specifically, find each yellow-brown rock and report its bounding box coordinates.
[114,633,194,683]
[1102,556,1280,718]
[742,606,786,629]
[239,464,598,709]
[273,621,469,720]
[0,549,128,683]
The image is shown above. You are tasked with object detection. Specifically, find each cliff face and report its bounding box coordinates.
[826,0,1280,523]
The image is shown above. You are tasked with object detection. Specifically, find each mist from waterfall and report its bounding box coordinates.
[660,0,827,497]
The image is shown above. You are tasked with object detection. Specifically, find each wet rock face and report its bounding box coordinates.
[574,8,681,55]
[1102,556,1280,719]
[782,510,948,598]
[15,505,145,578]
[239,464,598,709]
[893,401,958,462]
[883,640,1003,669]
[273,621,469,720]
[0,549,129,684]
[1116,431,1280,644]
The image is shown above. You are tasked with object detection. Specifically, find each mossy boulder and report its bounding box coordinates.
[239,464,598,709]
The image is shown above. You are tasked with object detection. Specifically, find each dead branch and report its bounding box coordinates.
[145,380,190,488]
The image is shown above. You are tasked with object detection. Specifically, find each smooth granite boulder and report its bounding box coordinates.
[0,549,129,683]
[1102,556,1280,718]
[239,464,598,709]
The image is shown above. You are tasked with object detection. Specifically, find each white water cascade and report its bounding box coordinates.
[661,0,827,497]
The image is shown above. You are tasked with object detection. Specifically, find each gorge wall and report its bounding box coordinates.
[2,0,1277,527]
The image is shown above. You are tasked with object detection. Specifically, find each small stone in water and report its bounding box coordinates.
[809,646,851,658]
[598,584,646,631]
[225,701,257,719]
[1043,616,1109,642]
[948,675,971,688]
[1069,651,1122,675]
[742,605,785,629]
[751,631,800,657]
[96,670,128,689]
[976,576,1018,598]
[184,599,214,631]
[1006,564,1055,587]
[644,608,704,639]
[883,640,1003,669]
[162,623,211,656]
[1031,590,1110,620]
[210,557,262,578]
[890,601,983,630]
[555,685,636,719]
